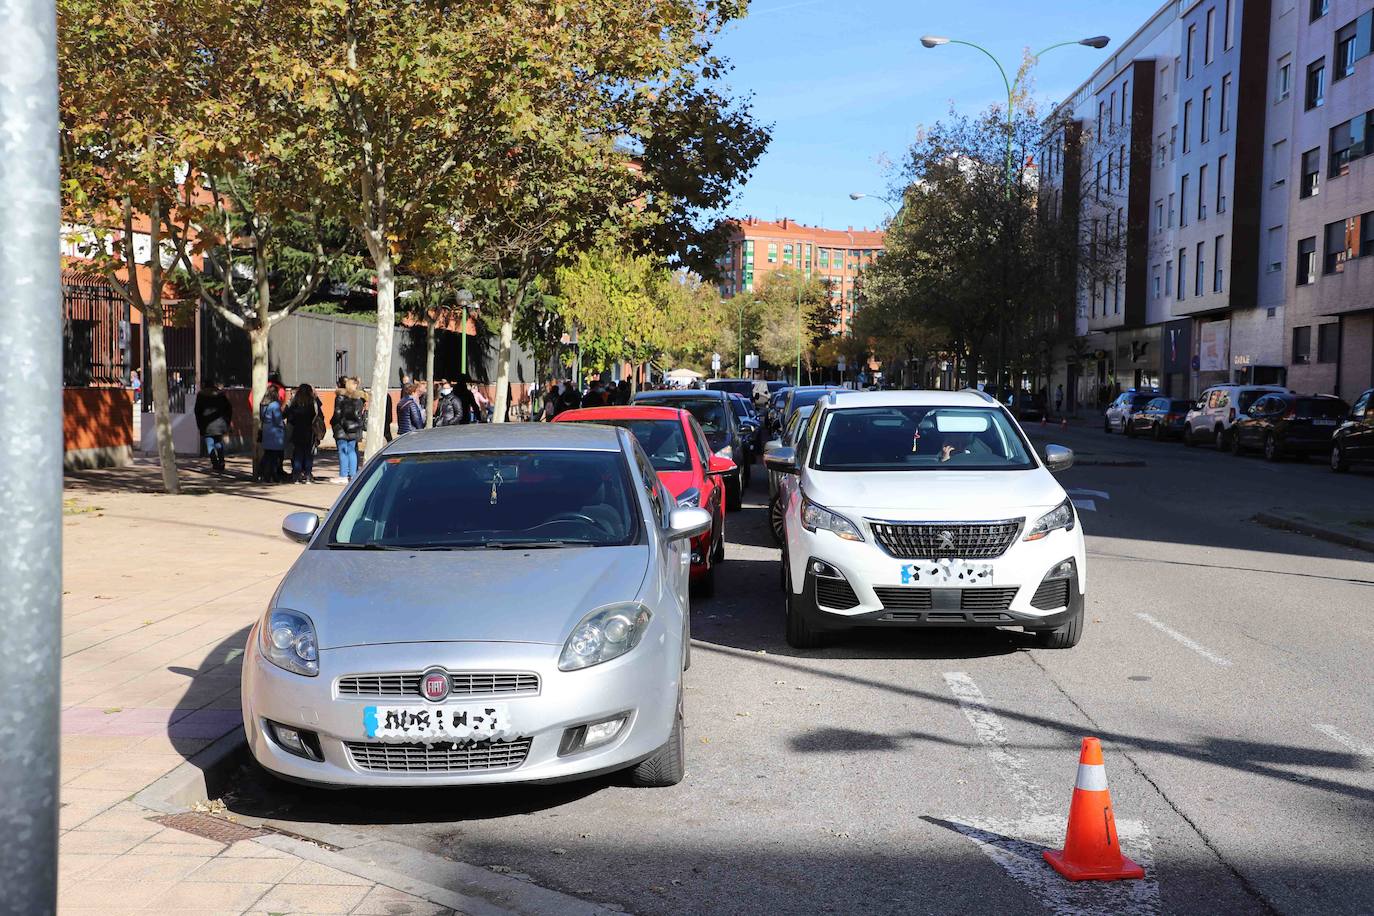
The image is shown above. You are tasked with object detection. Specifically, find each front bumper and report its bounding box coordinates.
[241,631,680,787]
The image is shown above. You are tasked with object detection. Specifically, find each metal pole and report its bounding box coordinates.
[1,0,62,910]
[795,283,802,385]
[460,305,468,376]
[737,300,743,376]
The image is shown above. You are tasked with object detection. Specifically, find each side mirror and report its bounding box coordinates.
[1044,445,1074,473]
[1195,402,1206,411]
[764,446,798,474]
[667,507,712,542]
[707,455,736,476]
[282,512,320,544]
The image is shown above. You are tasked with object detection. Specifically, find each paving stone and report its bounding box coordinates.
[253,884,371,915]
[280,860,375,887]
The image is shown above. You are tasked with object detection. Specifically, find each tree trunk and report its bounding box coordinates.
[365,253,395,447]
[493,309,515,424]
[424,322,436,424]
[249,323,269,469]
[145,316,180,495]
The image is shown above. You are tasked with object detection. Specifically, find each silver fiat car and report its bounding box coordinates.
[241,423,711,788]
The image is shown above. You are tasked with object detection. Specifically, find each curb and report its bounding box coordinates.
[1253,512,1374,554]
[133,725,248,814]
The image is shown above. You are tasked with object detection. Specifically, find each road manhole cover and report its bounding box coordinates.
[152,812,266,844]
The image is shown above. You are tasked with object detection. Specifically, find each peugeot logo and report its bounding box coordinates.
[420,667,450,703]
[937,530,957,551]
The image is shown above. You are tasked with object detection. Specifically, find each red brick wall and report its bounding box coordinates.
[64,388,132,452]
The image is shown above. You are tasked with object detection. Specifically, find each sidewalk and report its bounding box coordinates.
[59,454,453,915]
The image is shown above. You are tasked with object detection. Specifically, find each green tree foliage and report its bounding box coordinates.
[750,270,833,380]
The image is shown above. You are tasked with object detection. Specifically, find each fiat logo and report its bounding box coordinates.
[420,667,449,702]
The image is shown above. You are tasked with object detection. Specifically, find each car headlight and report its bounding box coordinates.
[714,445,734,460]
[800,494,864,541]
[259,608,319,677]
[1024,498,1076,541]
[676,487,702,508]
[558,603,653,671]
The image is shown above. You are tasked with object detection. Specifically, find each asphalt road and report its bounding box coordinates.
[225,423,1374,916]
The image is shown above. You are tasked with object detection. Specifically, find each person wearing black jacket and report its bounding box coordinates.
[285,384,320,483]
[193,380,233,472]
[556,380,581,415]
[331,377,367,483]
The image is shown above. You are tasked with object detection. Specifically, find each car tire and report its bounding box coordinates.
[726,475,743,512]
[769,498,785,546]
[711,527,725,563]
[1332,444,1351,473]
[628,691,685,788]
[1263,434,1282,463]
[1152,422,1164,442]
[1103,416,1111,434]
[784,565,829,650]
[740,459,751,490]
[1032,605,1083,649]
[1231,430,1245,456]
[1184,425,1198,447]
[1215,426,1229,451]
[1124,420,1136,439]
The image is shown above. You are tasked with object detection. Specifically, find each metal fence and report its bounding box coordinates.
[61,271,129,387]
[141,323,196,413]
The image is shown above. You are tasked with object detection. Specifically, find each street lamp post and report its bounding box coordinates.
[455,288,475,377]
[848,191,899,219]
[796,282,803,385]
[919,33,1108,392]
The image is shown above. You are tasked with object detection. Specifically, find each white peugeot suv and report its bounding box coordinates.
[765,390,1085,649]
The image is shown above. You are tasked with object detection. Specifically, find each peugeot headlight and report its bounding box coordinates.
[714,445,734,460]
[259,608,319,677]
[800,495,864,542]
[1025,498,1076,541]
[676,487,702,508]
[559,603,653,671]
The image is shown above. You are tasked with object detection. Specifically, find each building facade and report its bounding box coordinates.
[716,218,885,334]
[1041,0,1373,408]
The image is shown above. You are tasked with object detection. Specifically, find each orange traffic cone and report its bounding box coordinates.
[1043,737,1145,882]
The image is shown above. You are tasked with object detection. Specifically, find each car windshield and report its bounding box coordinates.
[571,419,690,471]
[812,406,1035,471]
[729,398,751,420]
[661,399,728,435]
[1296,398,1348,419]
[1130,395,1154,409]
[327,449,639,549]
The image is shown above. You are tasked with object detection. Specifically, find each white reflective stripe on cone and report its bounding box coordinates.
[1076,763,1109,791]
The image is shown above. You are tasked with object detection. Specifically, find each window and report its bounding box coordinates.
[1267,226,1284,273]
[1174,56,1182,93]
[1333,17,1360,80]
[1178,248,1188,299]
[783,244,793,264]
[1216,154,1228,213]
[819,249,829,268]
[1201,88,1213,143]
[1311,0,1328,21]
[1363,211,1374,257]
[1329,112,1372,178]
[1109,92,1115,127]
[1301,148,1321,197]
[1186,24,1197,79]
[1168,192,1176,228]
[1158,133,1167,168]
[1220,75,1232,133]
[1323,219,1347,273]
[1097,101,1105,137]
[1117,207,1124,247]
[1122,83,1129,125]
[1224,0,1235,49]
[1292,326,1312,363]
[1198,164,1209,220]
[1170,125,1178,160]
[1205,7,1216,65]
[767,242,777,263]
[1214,235,1225,291]
[1106,152,1114,192]
[1152,265,1162,299]
[1196,241,1206,296]
[1181,174,1191,226]
[1183,100,1193,152]
[1296,236,1317,285]
[805,243,813,265]
[1276,57,1292,102]
[1160,64,1170,100]
[1118,144,1126,186]
[1155,199,1164,233]
[1095,161,1102,200]
[1318,324,1339,363]
[1272,139,1288,185]
[1165,259,1175,296]
[1306,58,1325,110]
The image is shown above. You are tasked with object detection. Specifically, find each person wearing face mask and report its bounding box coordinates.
[433,380,464,427]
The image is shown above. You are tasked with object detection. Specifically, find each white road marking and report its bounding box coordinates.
[1313,724,1374,758]
[1135,612,1233,668]
[1071,498,1098,512]
[1067,488,1111,501]
[941,672,1160,914]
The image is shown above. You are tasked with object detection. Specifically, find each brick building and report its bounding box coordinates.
[715,218,885,334]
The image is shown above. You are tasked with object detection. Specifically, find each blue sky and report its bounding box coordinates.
[713,0,1164,230]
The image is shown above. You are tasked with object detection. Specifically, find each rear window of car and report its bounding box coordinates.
[706,380,753,398]
[570,418,691,472]
[1296,398,1349,419]
[1237,390,1275,412]
[1131,395,1154,409]
[728,397,751,420]
[640,397,729,435]
[789,389,835,412]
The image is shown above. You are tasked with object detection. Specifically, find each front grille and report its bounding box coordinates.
[873,587,1018,612]
[1030,578,1071,610]
[873,587,933,610]
[960,588,1019,611]
[344,738,532,772]
[337,671,540,698]
[869,520,1022,560]
[815,577,860,609]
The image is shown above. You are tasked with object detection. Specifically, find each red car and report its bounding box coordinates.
[555,405,734,593]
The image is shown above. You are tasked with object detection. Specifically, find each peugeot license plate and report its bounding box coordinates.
[363,704,512,742]
[900,559,994,586]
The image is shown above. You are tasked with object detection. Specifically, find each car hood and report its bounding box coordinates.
[658,469,697,498]
[805,468,1067,519]
[275,546,650,649]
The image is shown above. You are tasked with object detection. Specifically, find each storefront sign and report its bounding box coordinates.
[1199,320,1230,372]
[1161,319,1192,374]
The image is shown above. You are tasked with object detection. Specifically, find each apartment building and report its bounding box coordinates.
[1038,0,1374,407]
[716,218,885,334]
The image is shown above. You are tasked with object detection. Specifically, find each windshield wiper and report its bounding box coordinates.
[482,539,596,549]
[327,542,413,550]
[328,542,482,551]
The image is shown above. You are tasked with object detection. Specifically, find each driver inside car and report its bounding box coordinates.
[938,430,995,463]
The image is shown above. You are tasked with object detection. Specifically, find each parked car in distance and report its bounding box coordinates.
[705,378,755,401]
[1127,397,1194,440]
[1103,389,1158,434]
[1230,393,1350,461]
[765,388,792,436]
[781,385,843,428]
[632,388,749,509]
[554,405,733,593]
[982,385,1046,422]
[1183,384,1291,449]
[241,423,712,789]
[727,393,761,462]
[1331,388,1374,472]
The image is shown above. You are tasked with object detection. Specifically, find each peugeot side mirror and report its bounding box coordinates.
[707,455,736,476]
[764,446,798,474]
[667,507,712,541]
[282,511,320,544]
[1044,445,1074,473]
